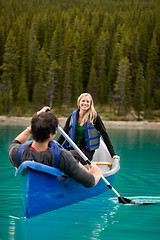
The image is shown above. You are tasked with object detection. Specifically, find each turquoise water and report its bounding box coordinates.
[0,125,160,240]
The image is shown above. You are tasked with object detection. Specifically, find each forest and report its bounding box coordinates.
[0,0,160,119]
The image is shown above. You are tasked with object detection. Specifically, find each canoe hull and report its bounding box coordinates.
[19,164,114,218]
[16,139,120,218]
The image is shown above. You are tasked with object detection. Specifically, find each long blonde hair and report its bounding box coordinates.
[77,93,97,126]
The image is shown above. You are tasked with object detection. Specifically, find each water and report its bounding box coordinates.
[0,125,160,240]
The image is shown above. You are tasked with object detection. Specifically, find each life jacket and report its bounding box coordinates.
[18,140,60,166]
[63,110,100,151]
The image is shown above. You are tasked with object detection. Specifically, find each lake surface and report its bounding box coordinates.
[0,125,160,240]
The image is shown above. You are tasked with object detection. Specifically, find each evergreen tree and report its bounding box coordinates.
[0,25,5,68]
[50,23,63,63]
[0,78,13,114]
[123,59,132,114]
[27,19,40,101]
[87,57,98,102]
[94,33,105,103]
[1,29,19,111]
[47,59,60,108]
[114,57,131,114]
[108,42,123,96]
[134,63,145,118]
[16,20,28,72]
[81,22,92,89]
[145,31,159,108]
[62,56,72,106]
[137,25,149,69]
[72,50,83,104]
[16,73,29,113]
[32,48,49,108]
[0,0,160,114]
[98,54,107,104]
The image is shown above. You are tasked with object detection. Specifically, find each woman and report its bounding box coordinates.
[8,106,101,188]
[57,93,120,165]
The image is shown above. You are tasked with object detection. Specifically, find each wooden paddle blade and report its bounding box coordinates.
[118,196,136,204]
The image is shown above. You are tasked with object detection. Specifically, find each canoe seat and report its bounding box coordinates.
[16,161,62,177]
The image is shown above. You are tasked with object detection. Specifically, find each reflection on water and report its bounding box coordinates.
[8,194,120,240]
[7,193,160,240]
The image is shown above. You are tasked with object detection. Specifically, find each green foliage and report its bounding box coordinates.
[47,60,60,108]
[114,57,131,114]
[0,0,160,116]
[134,63,145,118]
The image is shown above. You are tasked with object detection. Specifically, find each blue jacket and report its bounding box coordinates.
[63,110,100,151]
[18,140,60,166]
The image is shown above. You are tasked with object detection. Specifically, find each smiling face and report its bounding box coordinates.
[79,95,91,112]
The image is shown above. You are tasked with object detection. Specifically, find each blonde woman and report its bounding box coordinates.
[57,93,120,164]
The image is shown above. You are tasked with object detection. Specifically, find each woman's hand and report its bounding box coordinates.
[113,155,120,161]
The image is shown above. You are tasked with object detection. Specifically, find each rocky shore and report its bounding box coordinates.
[0,116,160,129]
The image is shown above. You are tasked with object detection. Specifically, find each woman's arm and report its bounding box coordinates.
[57,115,71,144]
[95,115,116,157]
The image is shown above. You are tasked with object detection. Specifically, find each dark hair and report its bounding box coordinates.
[31,112,58,142]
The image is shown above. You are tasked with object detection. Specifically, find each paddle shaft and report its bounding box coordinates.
[96,162,112,166]
[58,126,121,198]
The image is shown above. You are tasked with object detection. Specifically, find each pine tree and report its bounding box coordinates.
[27,19,40,101]
[16,73,29,113]
[123,60,132,114]
[114,57,131,114]
[145,31,159,108]
[1,0,160,113]
[87,57,98,102]
[0,25,5,67]
[98,55,107,104]
[81,22,93,89]
[137,25,149,69]
[72,50,83,104]
[108,42,123,96]
[1,29,19,112]
[134,63,145,118]
[50,23,63,63]
[62,56,72,106]
[47,59,60,108]
[32,48,49,108]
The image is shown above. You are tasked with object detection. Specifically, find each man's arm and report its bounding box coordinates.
[8,106,51,168]
[58,149,101,188]
[15,126,31,144]
[8,140,22,168]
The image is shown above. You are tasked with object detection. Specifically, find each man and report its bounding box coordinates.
[8,107,101,188]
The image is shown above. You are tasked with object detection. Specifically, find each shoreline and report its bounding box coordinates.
[0,116,160,129]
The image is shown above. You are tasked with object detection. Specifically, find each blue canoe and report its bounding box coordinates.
[16,140,120,218]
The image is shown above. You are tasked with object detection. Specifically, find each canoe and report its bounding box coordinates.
[16,139,120,218]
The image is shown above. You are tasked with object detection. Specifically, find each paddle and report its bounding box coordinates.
[46,109,152,205]
[57,125,136,205]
